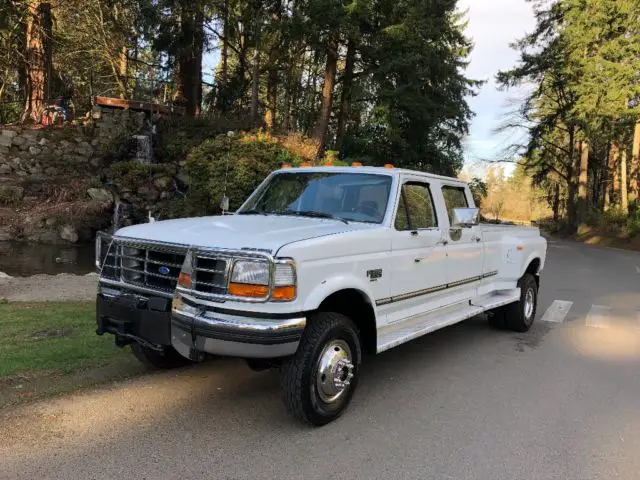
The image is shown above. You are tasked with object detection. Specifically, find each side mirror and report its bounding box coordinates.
[451,208,479,228]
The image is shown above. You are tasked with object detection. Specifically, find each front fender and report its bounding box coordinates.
[302,274,377,313]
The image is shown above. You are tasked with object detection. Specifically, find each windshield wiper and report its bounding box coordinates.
[237,209,268,216]
[283,210,349,224]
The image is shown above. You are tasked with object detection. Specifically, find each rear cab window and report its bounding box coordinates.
[441,185,469,224]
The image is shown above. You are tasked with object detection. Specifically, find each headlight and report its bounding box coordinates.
[95,232,111,270]
[228,259,296,301]
[231,260,270,285]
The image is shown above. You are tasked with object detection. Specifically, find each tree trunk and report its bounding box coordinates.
[621,147,629,214]
[552,183,560,222]
[173,0,203,117]
[221,0,229,87]
[264,62,278,130]
[335,38,355,154]
[630,120,640,202]
[611,142,620,198]
[566,127,578,233]
[250,49,260,125]
[22,1,51,123]
[194,8,204,115]
[313,35,339,158]
[118,47,128,99]
[577,140,589,223]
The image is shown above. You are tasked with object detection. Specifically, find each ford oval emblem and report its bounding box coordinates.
[158,266,171,275]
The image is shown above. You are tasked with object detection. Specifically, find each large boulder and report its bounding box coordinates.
[0,185,24,199]
[1,129,18,139]
[87,187,114,204]
[59,224,79,243]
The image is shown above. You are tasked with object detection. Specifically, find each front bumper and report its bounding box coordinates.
[171,293,306,359]
[96,287,172,348]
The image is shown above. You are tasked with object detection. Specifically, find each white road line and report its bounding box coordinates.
[585,305,611,329]
[540,300,573,323]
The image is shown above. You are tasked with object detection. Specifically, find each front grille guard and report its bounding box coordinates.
[95,232,294,303]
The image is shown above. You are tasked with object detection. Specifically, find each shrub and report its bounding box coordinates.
[183,131,302,214]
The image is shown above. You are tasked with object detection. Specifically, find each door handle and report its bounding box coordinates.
[471,235,481,242]
[436,239,448,246]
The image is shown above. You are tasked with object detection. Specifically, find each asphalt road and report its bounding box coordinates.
[2,237,640,480]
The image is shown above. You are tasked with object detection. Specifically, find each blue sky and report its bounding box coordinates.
[457,0,535,176]
[203,1,535,177]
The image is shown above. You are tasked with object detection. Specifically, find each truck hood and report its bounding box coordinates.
[114,214,378,254]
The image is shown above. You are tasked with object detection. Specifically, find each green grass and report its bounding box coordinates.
[0,301,131,378]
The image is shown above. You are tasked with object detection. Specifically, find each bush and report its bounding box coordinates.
[183,131,303,215]
[152,116,253,164]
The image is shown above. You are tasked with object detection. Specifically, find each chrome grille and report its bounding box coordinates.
[99,241,121,280]
[193,254,229,295]
[100,241,187,293]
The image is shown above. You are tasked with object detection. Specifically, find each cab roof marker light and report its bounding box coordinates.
[351,162,363,167]
[384,164,394,168]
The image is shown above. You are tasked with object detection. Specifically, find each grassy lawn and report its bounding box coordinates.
[0,301,133,378]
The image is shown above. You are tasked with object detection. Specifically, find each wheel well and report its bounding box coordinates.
[317,289,377,354]
[525,258,541,287]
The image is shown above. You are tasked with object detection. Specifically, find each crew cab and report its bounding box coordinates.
[95,165,547,426]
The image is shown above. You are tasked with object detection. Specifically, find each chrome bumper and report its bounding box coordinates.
[171,293,306,359]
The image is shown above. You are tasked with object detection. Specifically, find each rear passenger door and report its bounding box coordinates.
[385,177,449,325]
[441,184,483,303]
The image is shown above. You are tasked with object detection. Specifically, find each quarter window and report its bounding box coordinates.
[395,183,437,230]
[442,186,469,223]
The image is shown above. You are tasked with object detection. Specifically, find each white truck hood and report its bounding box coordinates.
[114,214,377,253]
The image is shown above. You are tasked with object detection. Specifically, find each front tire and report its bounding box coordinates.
[131,343,195,370]
[490,273,538,332]
[280,312,362,426]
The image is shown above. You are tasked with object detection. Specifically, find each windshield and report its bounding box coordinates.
[238,172,393,224]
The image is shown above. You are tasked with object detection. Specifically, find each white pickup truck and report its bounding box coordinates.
[95,165,547,426]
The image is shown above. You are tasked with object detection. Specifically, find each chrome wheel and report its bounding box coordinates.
[524,287,535,320]
[315,339,354,404]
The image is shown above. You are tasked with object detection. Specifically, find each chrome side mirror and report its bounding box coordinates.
[451,208,479,228]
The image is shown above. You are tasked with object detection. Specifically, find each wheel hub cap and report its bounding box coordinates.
[524,288,535,319]
[316,340,354,404]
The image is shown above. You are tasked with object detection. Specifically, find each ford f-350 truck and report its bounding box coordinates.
[95,165,547,426]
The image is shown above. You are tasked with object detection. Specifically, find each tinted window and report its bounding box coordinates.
[395,183,437,230]
[442,186,468,223]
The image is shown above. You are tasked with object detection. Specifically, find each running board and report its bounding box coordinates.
[470,289,520,310]
[376,289,521,354]
[377,304,483,353]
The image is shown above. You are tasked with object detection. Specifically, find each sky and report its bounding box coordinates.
[457,0,536,177]
[203,1,536,178]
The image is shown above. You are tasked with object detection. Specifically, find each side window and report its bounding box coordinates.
[395,182,437,230]
[442,186,468,223]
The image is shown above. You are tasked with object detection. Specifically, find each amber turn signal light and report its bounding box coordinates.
[228,283,269,298]
[272,286,296,301]
[178,272,192,288]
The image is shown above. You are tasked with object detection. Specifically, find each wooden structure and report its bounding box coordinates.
[92,96,186,116]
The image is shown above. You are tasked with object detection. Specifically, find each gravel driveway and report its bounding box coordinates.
[0,273,99,302]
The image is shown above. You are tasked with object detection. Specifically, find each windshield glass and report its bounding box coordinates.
[239,172,393,224]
